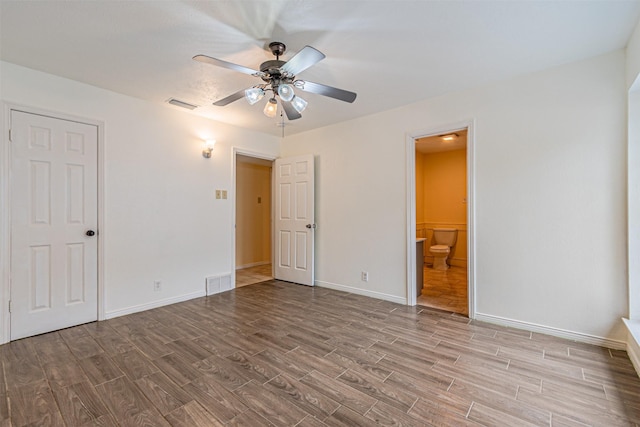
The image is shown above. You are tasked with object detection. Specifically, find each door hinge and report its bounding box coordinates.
[8,300,11,313]
[8,129,12,142]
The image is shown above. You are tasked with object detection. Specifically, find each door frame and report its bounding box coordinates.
[405,119,476,318]
[231,147,277,287]
[0,103,106,344]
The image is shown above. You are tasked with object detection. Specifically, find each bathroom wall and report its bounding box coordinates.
[235,160,272,269]
[415,152,426,224]
[416,148,468,266]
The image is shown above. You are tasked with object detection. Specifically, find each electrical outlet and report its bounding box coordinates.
[361,271,369,282]
[153,280,162,291]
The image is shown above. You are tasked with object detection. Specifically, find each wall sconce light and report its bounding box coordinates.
[202,139,216,158]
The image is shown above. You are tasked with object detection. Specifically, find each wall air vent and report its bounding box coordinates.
[167,98,198,110]
[206,274,232,296]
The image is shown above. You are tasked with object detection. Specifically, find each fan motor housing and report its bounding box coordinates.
[260,59,287,81]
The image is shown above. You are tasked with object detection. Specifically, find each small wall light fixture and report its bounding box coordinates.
[202,139,216,158]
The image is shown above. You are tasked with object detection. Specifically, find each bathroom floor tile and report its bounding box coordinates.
[417,265,468,315]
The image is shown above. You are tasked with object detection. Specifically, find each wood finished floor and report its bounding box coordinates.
[1,280,639,426]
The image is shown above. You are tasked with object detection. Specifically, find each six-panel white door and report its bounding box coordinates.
[10,110,98,340]
[274,155,315,286]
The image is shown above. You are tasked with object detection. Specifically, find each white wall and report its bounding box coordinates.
[0,62,280,333]
[0,48,630,345]
[282,50,628,343]
[626,17,640,90]
[627,17,640,321]
[627,18,640,368]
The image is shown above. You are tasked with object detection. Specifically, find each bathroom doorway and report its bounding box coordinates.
[414,129,470,315]
[234,153,274,287]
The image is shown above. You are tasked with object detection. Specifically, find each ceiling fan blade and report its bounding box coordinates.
[281,46,325,76]
[297,80,357,103]
[212,89,246,106]
[281,101,302,120]
[193,54,264,77]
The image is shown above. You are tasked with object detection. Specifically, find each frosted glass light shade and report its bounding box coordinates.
[263,98,278,118]
[277,84,295,102]
[291,96,308,113]
[245,87,265,105]
[202,139,216,158]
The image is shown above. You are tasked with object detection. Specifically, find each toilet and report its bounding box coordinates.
[429,228,458,271]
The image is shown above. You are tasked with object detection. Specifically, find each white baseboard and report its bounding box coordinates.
[623,318,640,376]
[475,312,626,350]
[315,280,406,305]
[104,290,206,320]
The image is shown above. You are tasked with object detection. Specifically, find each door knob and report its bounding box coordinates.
[86,230,96,237]
[305,224,317,229]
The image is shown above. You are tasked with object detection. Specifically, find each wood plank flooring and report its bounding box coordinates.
[1,280,639,426]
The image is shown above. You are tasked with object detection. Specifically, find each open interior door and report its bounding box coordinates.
[274,154,315,286]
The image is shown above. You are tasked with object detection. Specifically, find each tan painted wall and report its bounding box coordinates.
[415,152,426,224]
[236,162,271,268]
[416,149,467,265]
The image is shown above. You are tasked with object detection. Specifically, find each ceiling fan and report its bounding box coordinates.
[193,42,357,120]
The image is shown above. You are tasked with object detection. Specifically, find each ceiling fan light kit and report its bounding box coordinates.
[291,96,308,113]
[263,98,278,118]
[277,83,295,102]
[244,87,265,105]
[194,41,357,121]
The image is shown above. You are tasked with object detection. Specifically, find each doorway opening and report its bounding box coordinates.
[415,130,468,315]
[234,153,274,287]
[406,122,475,317]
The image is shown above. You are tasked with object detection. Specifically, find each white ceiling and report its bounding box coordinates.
[1,0,639,137]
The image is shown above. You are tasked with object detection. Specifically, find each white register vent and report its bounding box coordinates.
[206,274,232,296]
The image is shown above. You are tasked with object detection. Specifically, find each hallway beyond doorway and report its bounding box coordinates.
[236,264,273,287]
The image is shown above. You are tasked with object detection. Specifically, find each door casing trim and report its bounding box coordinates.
[405,119,476,318]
